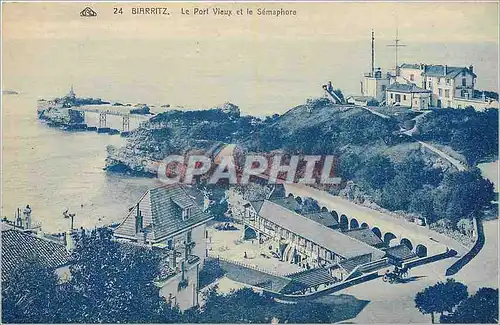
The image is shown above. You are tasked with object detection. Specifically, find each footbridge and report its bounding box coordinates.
[64,106,149,133]
[283,183,467,258]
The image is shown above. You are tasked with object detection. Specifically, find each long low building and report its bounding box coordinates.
[243,199,386,272]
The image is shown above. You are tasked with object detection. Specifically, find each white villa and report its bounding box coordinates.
[357,63,498,110]
[398,63,481,109]
[350,31,498,110]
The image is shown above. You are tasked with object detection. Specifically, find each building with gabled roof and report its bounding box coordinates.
[384,244,417,264]
[243,198,386,275]
[1,227,71,281]
[114,184,212,244]
[386,82,431,110]
[114,184,213,310]
[397,63,485,109]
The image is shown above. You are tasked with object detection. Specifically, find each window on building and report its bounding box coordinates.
[382,85,386,91]
[167,239,173,249]
[410,74,414,81]
[403,95,407,101]
[462,78,466,87]
[462,70,466,77]
[428,81,432,88]
[438,78,442,84]
[182,208,191,220]
[438,88,443,96]
[186,229,192,243]
[390,93,393,99]
[445,79,450,85]
[445,89,450,98]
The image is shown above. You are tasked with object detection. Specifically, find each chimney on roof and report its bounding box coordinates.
[135,205,143,233]
[469,65,473,74]
[23,205,32,230]
[65,230,74,252]
[15,208,23,228]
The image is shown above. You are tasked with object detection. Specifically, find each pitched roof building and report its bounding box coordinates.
[1,228,71,281]
[386,82,431,110]
[114,184,212,244]
[397,63,492,109]
[244,199,385,265]
[114,184,212,310]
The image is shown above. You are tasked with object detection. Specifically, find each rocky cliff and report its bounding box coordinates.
[37,99,85,126]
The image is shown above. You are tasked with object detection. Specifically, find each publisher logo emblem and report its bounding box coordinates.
[80,7,97,17]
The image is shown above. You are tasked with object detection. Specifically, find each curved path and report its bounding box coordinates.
[412,139,467,171]
[361,105,467,171]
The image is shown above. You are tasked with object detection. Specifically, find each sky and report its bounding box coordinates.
[2,2,499,43]
[2,2,499,113]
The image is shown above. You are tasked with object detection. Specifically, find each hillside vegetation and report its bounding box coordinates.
[106,99,496,237]
[415,107,498,166]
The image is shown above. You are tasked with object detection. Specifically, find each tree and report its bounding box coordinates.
[207,200,229,221]
[2,258,61,323]
[189,287,334,323]
[68,228,170,323]
[381,175,414,210]
[409,186,437,222]
[415,279,468,323]
[457,218,475,237]
[441,287,498,323]
[433,170,494,223]
[359,155,395,189]
[338,152,361,180]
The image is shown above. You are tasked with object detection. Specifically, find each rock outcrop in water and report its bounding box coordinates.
[104,102,259,175]
[37,99,85,126]
[37,89,109,128]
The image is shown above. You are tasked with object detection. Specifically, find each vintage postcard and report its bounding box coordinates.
[1,1,498,323]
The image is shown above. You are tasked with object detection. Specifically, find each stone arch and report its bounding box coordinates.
[321,206,328,212]
[295,196,302,205]
[415,244,428,258]
[243,226,257,240]
[330,210,339,222]
[372,227,382,239]
[360,222,369,229]
[383,232,397,247]
[400,238,413,250]
[349,218,359,229]
[339,215,349,230]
